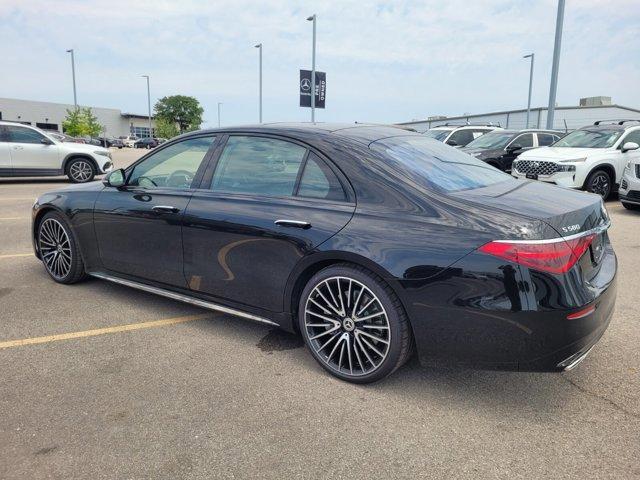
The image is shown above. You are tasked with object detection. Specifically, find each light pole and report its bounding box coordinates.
[306,14,316,123]
[66,49,78,109]
[547,0,565,129]
[141,75,152,138]
[217,102,222,127]
[523,53,534,128]
[255,43,262,123]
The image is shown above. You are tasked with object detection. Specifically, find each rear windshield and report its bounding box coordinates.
[371,136,514,193]
[423,129,450,141]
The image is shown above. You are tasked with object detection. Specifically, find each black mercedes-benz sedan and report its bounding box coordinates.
[31,123,616,383]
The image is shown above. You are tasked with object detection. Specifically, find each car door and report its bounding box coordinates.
[0,126,12,173]
[93,135,217,286]
[5,125,60,172]
[617,130,640,180]
[502,133,534,171]
[182,134,356,313]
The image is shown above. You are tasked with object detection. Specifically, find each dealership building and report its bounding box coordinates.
[0,97,156,138]
[398,97,640,132]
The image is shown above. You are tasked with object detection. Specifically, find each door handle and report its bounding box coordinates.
[275,219,311,229]
[152,205,180,214]
[12,146,24,150]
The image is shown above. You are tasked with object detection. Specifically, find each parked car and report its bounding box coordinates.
[618,152,640,210]
[134,138,159,149]
[109,138,124,149]
[122,135,139,148]
[462,129,563,172]
[155,137,168,144]
[81,136,102,146]
[423,124,502,147]
[50,132,85,144]
[31,124,616,383]
[0,121,113,183]
[512,120,640,198]
[97,137,124,149]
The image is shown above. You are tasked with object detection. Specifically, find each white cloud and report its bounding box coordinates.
[1,0,638,126]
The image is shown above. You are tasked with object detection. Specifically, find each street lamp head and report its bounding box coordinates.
[523,53,534,59]
[66,49,73,53]
[306,14,315,21]
[254,43,262,48]
[142,75,149,78]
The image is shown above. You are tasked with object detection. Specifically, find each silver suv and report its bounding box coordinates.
[0,121,113,183]
[423,124,502,147]
[619,153,640,210]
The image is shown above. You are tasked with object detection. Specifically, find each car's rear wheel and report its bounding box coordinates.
[298,264,413,383]
[37,212,86,284]
[67,158,96,183]
[584,169,612,199]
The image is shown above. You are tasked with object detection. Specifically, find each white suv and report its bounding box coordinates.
[512,120,640,198]
[423,124,502,147]
[0,122,113,183]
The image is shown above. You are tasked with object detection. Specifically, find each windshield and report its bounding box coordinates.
[371,136,514,193]
[553,129,621,148]
[423,129,450,141]
[464,131,514,150]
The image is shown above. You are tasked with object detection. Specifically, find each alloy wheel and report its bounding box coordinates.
[69,160,93,182]
[304,276,391,377]
[589,172,610,198]
[39,218,72,279]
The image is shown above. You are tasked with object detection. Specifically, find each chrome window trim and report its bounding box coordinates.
[89,272,278,326]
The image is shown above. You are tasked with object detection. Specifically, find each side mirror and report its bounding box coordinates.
[507,144,522,152]
[103,168,126,187]
[446,139,458,146]
[41,137,53,145]
[621,141,639,153]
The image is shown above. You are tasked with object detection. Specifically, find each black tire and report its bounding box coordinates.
[37,212,86,284]
[298,263,413,383]
[66,157,96,183]
[584,169,612,199]
[622,202,640,211]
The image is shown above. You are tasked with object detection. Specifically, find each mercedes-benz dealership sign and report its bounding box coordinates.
[299,70,326,108]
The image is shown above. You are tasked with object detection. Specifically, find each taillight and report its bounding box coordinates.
[478,234,595,274]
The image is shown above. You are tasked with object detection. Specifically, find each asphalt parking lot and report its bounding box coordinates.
[0,148,638,479]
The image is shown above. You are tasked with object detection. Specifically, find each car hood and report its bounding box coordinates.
[59,142,109,154]
[518,146,601,162]
[461,148,503,159]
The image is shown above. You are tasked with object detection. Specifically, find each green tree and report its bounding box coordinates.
[154,95,204,133]
[154,117,180,139]
[82,108,103,137]
[61,108,104,137]
[61,108,84,137]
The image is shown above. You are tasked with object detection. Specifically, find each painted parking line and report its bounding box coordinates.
[0,217,28,221]
[0,197,36,201]
[0,253,33,260]
[0,313,210,350]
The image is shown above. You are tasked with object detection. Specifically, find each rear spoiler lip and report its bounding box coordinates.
[493,220,611,245]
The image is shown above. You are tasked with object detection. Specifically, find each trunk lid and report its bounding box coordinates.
[454,179,608,237]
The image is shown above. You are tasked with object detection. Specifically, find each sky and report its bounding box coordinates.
[1,0,639,128]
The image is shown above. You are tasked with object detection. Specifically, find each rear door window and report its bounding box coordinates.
[447,129,474,146]
[211,136,307,197]
[296,153,346,201]
[510,134,533,148]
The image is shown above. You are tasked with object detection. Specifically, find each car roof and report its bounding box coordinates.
[188,122,423,146]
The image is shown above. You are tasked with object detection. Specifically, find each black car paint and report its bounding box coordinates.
[32,124,616,371]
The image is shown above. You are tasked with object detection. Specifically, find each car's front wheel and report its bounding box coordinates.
[37,212,86,284]
[298,264,413,383]
[584,169,612,199]
[67,158,96,183]
[622,202,640,211]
